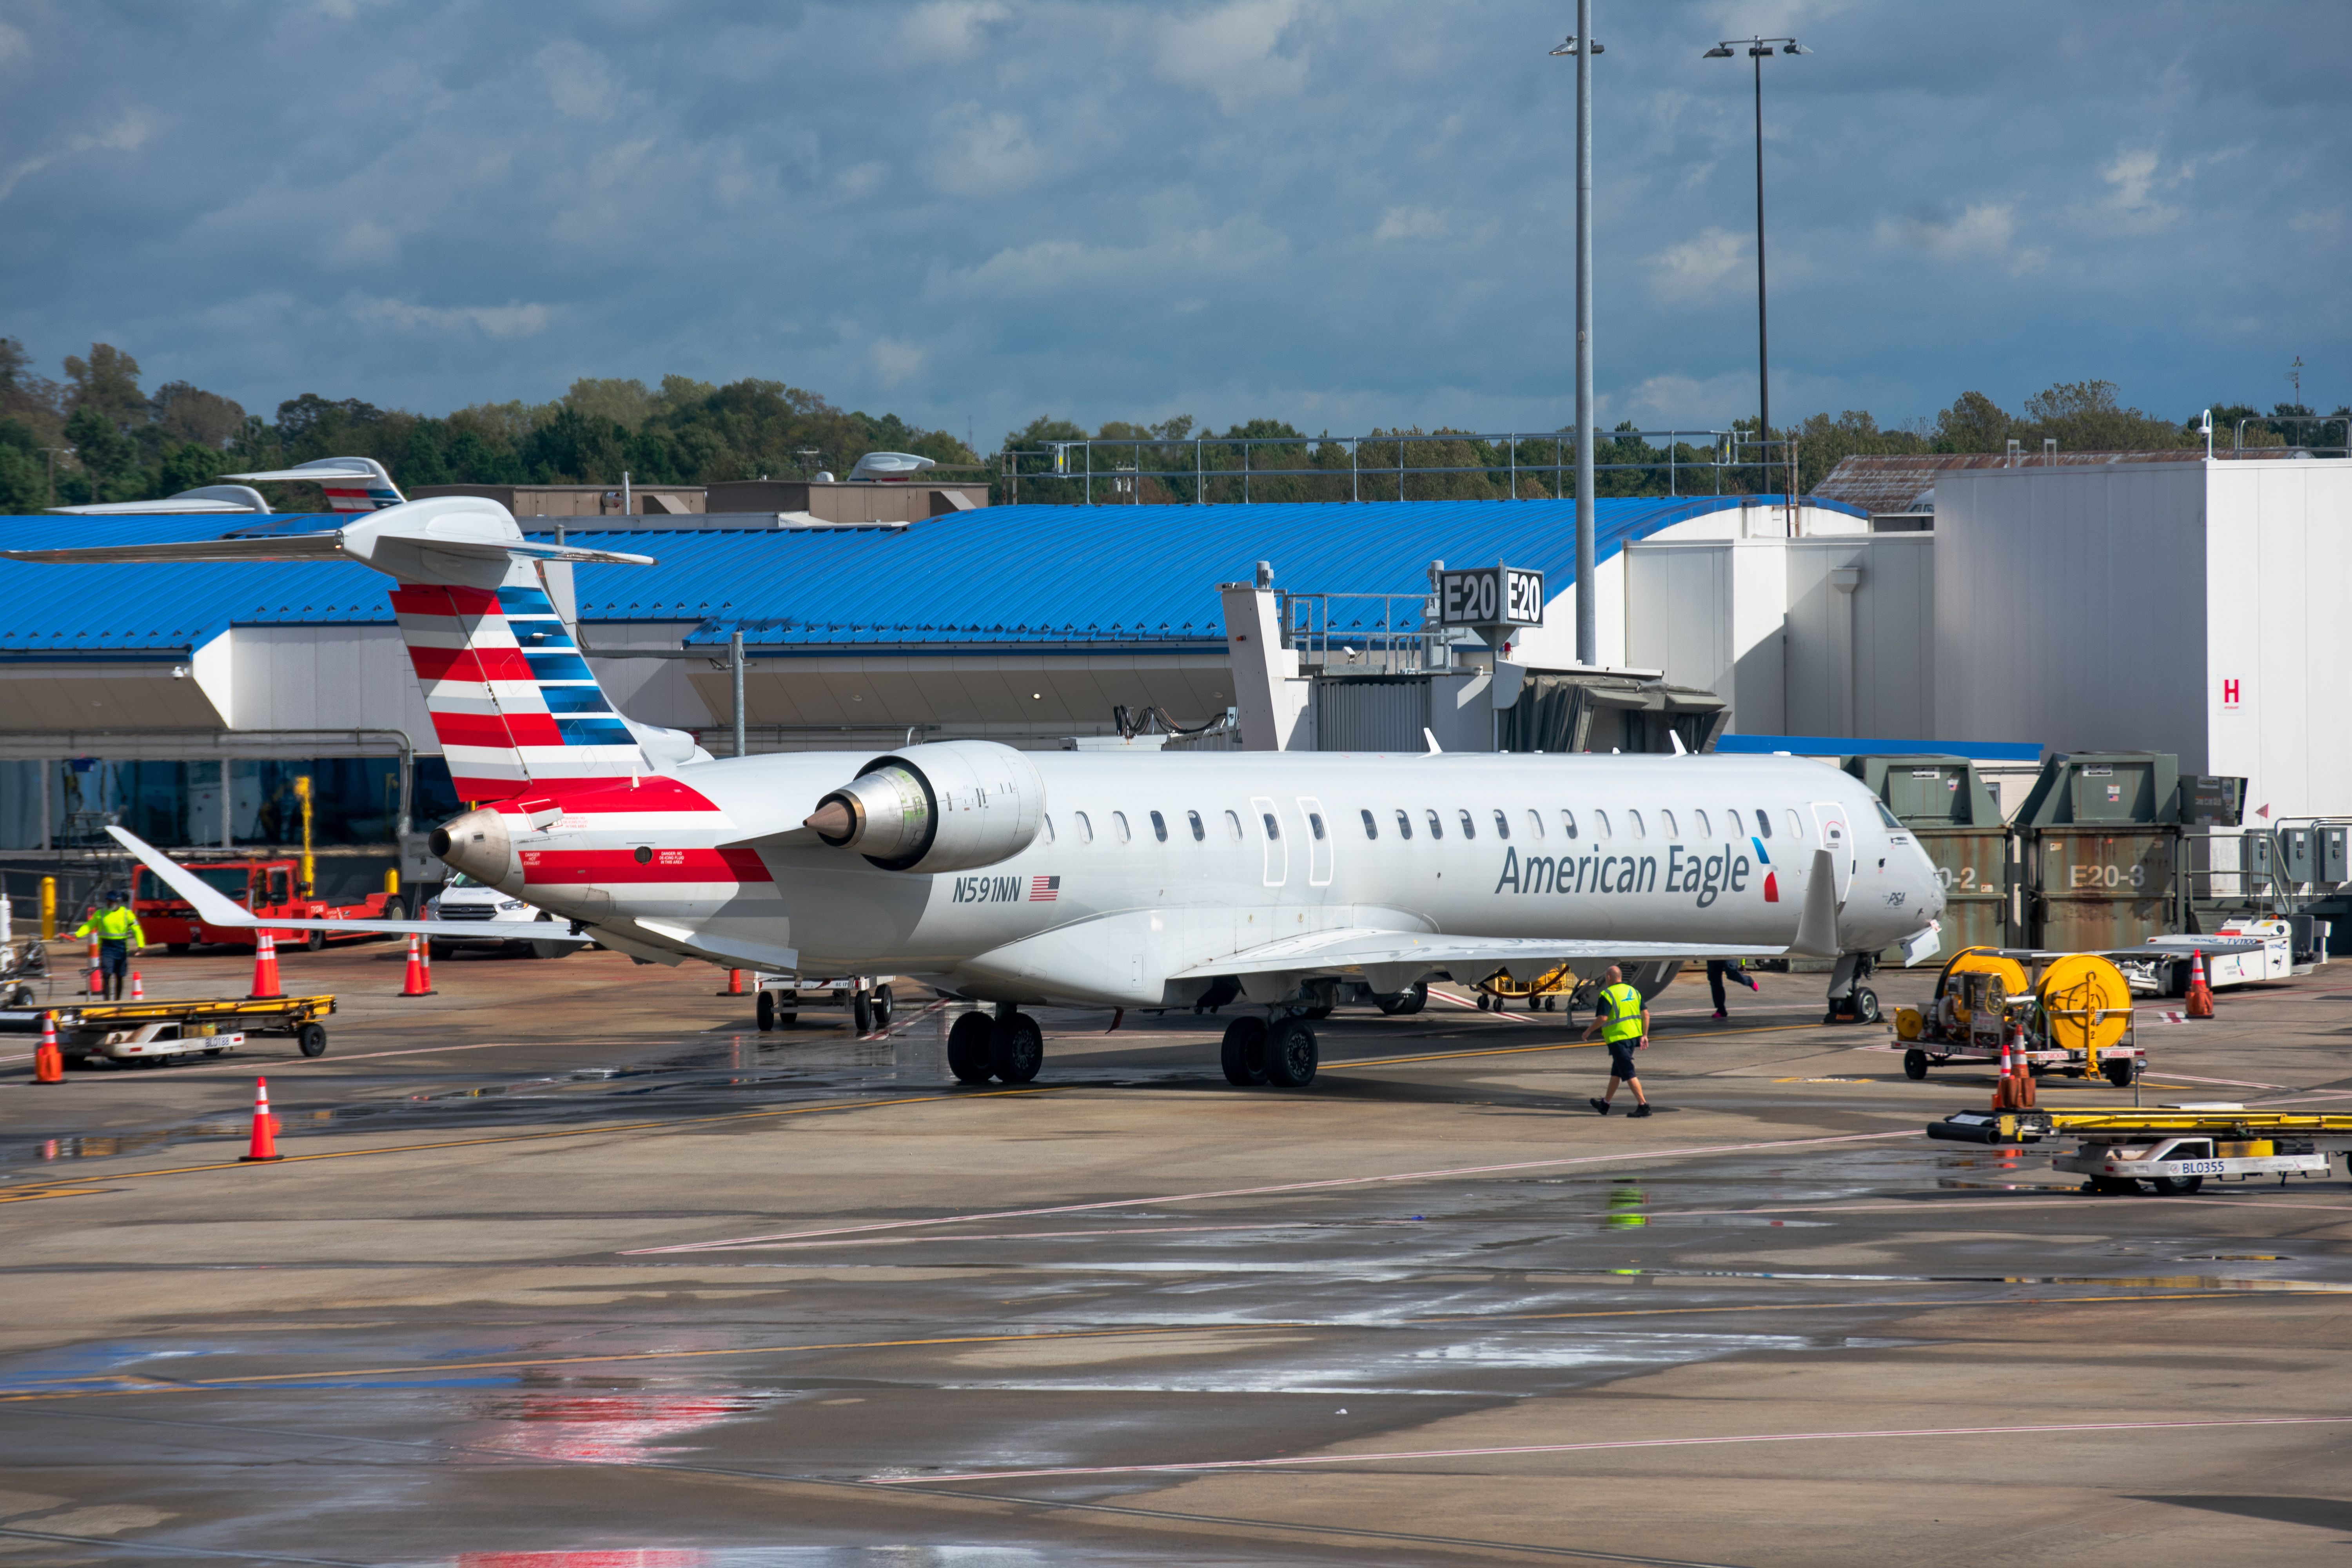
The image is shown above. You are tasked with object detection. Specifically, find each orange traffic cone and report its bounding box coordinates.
[1992,1020,2016,1111]
[2009,1018,2035,1109]
[397,935,434,997]
[130,970,144,1002]
[239,1076,285,1163]
[31,1013,63,1085]
[247,931,283,1001]
[85,934,101,998]
[2186,948,2215,1019]
[719,967,746,997]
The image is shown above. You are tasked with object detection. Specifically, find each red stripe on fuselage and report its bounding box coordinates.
[492,776,722,815]
[519,847,774,884]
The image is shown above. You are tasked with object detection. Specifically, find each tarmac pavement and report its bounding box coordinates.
[2,940,2349,1565]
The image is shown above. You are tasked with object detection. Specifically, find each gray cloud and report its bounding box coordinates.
[2,0,2346,439]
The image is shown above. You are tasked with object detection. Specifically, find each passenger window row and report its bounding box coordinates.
[1037,804,1808,850]
[1353,804,1808,842]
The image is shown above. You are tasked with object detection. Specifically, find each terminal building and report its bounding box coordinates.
[2,453,2347,922]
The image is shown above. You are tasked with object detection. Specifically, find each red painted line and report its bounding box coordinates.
[864,1414,2352,1485]
[626,1129,1922,1254]
[1425,986,1533,1023]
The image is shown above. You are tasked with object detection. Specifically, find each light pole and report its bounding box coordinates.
[37,447,70,510]
[1552,13,1602,666]
[1704,34,1808,490]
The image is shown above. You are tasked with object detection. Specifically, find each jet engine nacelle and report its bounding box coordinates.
[805,740,1045,873]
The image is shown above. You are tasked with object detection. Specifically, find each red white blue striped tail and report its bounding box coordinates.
[392,557,648,802]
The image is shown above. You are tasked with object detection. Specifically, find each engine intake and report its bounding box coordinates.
[804,740,1045,873]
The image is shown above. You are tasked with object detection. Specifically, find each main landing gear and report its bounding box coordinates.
[948,1002,1042,1085]
[1220,1013,1319,1088]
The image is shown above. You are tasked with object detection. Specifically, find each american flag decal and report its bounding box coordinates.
[1029,875,1060,902]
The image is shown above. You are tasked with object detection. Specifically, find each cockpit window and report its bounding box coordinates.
[1875,802,1904,831]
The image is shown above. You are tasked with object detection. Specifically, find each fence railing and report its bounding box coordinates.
[1276,590,1443,675]
[998,428,1761,505]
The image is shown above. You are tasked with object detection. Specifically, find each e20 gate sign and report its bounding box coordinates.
[1439,566,1546,628]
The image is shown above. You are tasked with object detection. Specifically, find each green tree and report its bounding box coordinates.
[62,343,146,427]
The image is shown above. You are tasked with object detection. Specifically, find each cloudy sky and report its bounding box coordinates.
[4,0,2346,443]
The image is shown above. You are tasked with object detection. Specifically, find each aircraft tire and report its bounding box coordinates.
[2104,1057,2136,1088]
[2151,1174,2204,1195]
[1903,1049,1929,1080]
[1852,987,1881,1024]
[991,1012,1044,1083]
[1220,1016,1269,1085]
[873,984,895,1029]
[1265,1018,1318,1088]
[947,1011,995,1083]
[1401,981,1427,1014]
[853,992,874,1035]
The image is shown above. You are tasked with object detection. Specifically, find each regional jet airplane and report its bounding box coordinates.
[10,496,1945,1089]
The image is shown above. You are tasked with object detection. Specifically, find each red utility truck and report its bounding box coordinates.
[132,857,404,952]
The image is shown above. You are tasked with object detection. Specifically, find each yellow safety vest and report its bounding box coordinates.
[76,907,145,943]
[1599,983,1645,1044]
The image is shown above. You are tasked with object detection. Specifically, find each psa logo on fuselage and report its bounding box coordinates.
[1493,843,1753,908]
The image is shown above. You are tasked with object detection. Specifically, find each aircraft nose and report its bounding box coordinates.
[429,807,515,885]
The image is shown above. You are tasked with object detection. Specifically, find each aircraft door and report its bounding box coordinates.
[1249,796,1289,887]
[1296,796,1333,887]
[1810,801,1853,902]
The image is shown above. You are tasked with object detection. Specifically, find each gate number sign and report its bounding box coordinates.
[1439,566,1546,627]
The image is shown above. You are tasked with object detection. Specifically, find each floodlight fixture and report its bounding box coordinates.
[1550,34,1602,54]
[1703,44,1735,57]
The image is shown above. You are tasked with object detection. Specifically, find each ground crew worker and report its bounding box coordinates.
[1582,964,1652,1117]
[74,891,145,1001]
[1707,958,1761,1020]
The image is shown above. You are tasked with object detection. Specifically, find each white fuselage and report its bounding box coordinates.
[484,750,1943,1008]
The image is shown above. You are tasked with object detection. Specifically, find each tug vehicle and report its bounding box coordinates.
[1927,1105,2352,1195]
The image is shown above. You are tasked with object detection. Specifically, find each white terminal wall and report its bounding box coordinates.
[1613,503,1929,738]
[1934,457,2352,820]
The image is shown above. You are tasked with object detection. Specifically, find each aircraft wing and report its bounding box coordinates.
[1168,926,1781,982]
[107,827,594,942]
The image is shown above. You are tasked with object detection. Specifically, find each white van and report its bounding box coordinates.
[423,874,577,959]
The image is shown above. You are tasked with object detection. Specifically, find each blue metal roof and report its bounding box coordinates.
[0,495,1852,654]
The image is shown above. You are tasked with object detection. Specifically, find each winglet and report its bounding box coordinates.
[110,827,258,927]
[1788,848,1842,957]
[1423,728,1442,755]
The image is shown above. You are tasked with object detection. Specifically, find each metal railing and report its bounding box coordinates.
[997,428,1760,505]
[2232,415,2350,458]
[1275,591,1444,675]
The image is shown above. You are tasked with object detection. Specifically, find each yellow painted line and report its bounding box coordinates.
[0,1288,2290,1405]
[1332,1018,1837,1071]
[0,1085,1063,1204]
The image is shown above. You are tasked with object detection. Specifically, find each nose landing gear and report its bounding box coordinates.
[1824,952,1880,1025]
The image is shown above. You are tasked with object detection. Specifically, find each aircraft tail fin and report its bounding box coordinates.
[5,496,662,804]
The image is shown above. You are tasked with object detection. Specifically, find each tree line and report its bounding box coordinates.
[0,342,980,513]
[2,335,2339,514]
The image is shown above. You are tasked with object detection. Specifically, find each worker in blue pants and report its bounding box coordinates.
[1707,958,1760,1020]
